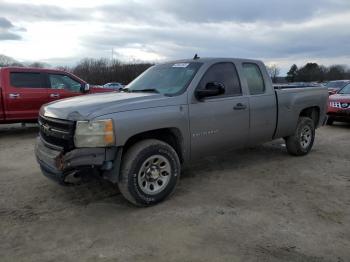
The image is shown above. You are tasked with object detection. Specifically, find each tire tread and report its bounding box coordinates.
[118,139,180,206]
[285,117,315,156]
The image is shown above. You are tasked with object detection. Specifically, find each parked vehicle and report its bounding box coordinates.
[320,81,329,87]
[35,58,328,206]
[325,80,350,95]
[327,83,350,125]
[103,82,124,90]
[0,67,114,124]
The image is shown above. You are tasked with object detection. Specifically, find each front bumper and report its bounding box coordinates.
[327,110,350,122]
[35,137,118,185]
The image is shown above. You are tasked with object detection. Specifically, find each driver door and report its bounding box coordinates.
[189,62,249,158]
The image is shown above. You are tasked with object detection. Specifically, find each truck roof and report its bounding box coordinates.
[0,66,87,84]
[0,66,66,73]
[168,57,263,64]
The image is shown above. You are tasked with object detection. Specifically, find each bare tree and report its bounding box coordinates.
[0,54,23,67]
[71,58,153,85]
[266,64,281,83]
[326,65,346,80]
[28,62,47,68]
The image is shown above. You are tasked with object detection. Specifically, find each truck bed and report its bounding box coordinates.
[274,86,328,139]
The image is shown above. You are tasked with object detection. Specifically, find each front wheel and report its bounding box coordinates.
[118,139,181,206]
[326,117,334,125]
[285,117,315,156]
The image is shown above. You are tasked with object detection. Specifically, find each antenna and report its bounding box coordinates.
[193,53,200,60]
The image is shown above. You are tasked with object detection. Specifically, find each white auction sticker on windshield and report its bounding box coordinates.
[172,63,189,68]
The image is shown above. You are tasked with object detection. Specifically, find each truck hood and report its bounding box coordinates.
[329,93,350,101]
[42,92,176,120]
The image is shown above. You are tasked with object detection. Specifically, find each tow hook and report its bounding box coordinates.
[63,170,81,185]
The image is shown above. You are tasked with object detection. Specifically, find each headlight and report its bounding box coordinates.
[74,119,115,147]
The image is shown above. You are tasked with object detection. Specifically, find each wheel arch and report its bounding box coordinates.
[123,128,185,164]
[299,106,320,127]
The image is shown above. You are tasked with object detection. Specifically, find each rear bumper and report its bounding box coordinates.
[35,137,118,184]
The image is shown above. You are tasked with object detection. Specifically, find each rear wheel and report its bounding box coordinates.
[118,139,181,206]
[285,117,315,156]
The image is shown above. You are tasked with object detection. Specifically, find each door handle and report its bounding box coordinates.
[233,103,247,110]
[50,94,60,98]
[9,93,20,98]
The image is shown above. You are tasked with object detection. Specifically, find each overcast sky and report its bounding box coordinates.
[0,0,350,73]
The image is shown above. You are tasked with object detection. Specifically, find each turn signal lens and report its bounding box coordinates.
[104,119,115,145]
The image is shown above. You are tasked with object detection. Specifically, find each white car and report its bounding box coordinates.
[103,82,124,90]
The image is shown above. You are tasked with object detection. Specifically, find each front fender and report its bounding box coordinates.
[95,105,190,161]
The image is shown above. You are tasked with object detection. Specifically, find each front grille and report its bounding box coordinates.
[329,101,350,109]
[38,115,75,151]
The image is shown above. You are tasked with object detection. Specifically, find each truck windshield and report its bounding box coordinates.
[126,62,202,96]
[338,84,350,94]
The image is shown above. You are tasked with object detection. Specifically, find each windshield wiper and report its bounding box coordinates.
[120,87,131,92]
[131,88,160,93]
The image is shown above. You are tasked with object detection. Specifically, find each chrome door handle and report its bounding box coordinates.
[9,93,20,98]
[233,103,247,110]
[50,94,60,98]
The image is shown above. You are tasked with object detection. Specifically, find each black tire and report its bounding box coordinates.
[118,139,181,206]
[285,117,315,156]
[326,117,334,125]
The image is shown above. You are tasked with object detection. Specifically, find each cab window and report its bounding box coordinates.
[49,74,82,92]
[198,62,241,97]
[10,72,42,88]
[242,63,265,95]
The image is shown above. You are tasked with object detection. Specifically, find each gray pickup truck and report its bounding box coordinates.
[35,58,328,206]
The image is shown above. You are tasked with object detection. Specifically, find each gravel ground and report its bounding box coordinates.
[0,123,349,262]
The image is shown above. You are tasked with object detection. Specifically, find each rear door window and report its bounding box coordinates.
[10,72,42,88]
[242,63,265,95]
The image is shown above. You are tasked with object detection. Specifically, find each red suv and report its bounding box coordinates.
[0,67,114,124]
[325,80,350,95]
[327,83,350,125]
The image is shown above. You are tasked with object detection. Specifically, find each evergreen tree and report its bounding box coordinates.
[286,64,298,82]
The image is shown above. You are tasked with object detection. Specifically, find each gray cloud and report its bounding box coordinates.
[1,0,349,68]
[93,0,350,25]
[83,15,350,61]
[0,17,22,40]
[0,31,21,40]
[151,0,350,23]
[0,2,86,22]
[81,0,350,65]
[0,17,14,28]
[6,0,348,25]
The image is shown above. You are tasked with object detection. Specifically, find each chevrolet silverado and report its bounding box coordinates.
[35,58,329,206]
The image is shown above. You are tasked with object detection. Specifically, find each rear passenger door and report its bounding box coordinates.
[4,71,49,120]
[189,62,249,158]
[47,73,83,102]
[241,63,277,145]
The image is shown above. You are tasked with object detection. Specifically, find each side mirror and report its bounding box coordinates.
[195,82,225,100]
[83,83,90,92]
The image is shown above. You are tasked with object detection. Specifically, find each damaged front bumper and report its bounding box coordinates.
[35,137,121,185]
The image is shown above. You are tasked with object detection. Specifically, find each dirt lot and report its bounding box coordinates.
[0,123,349,262]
